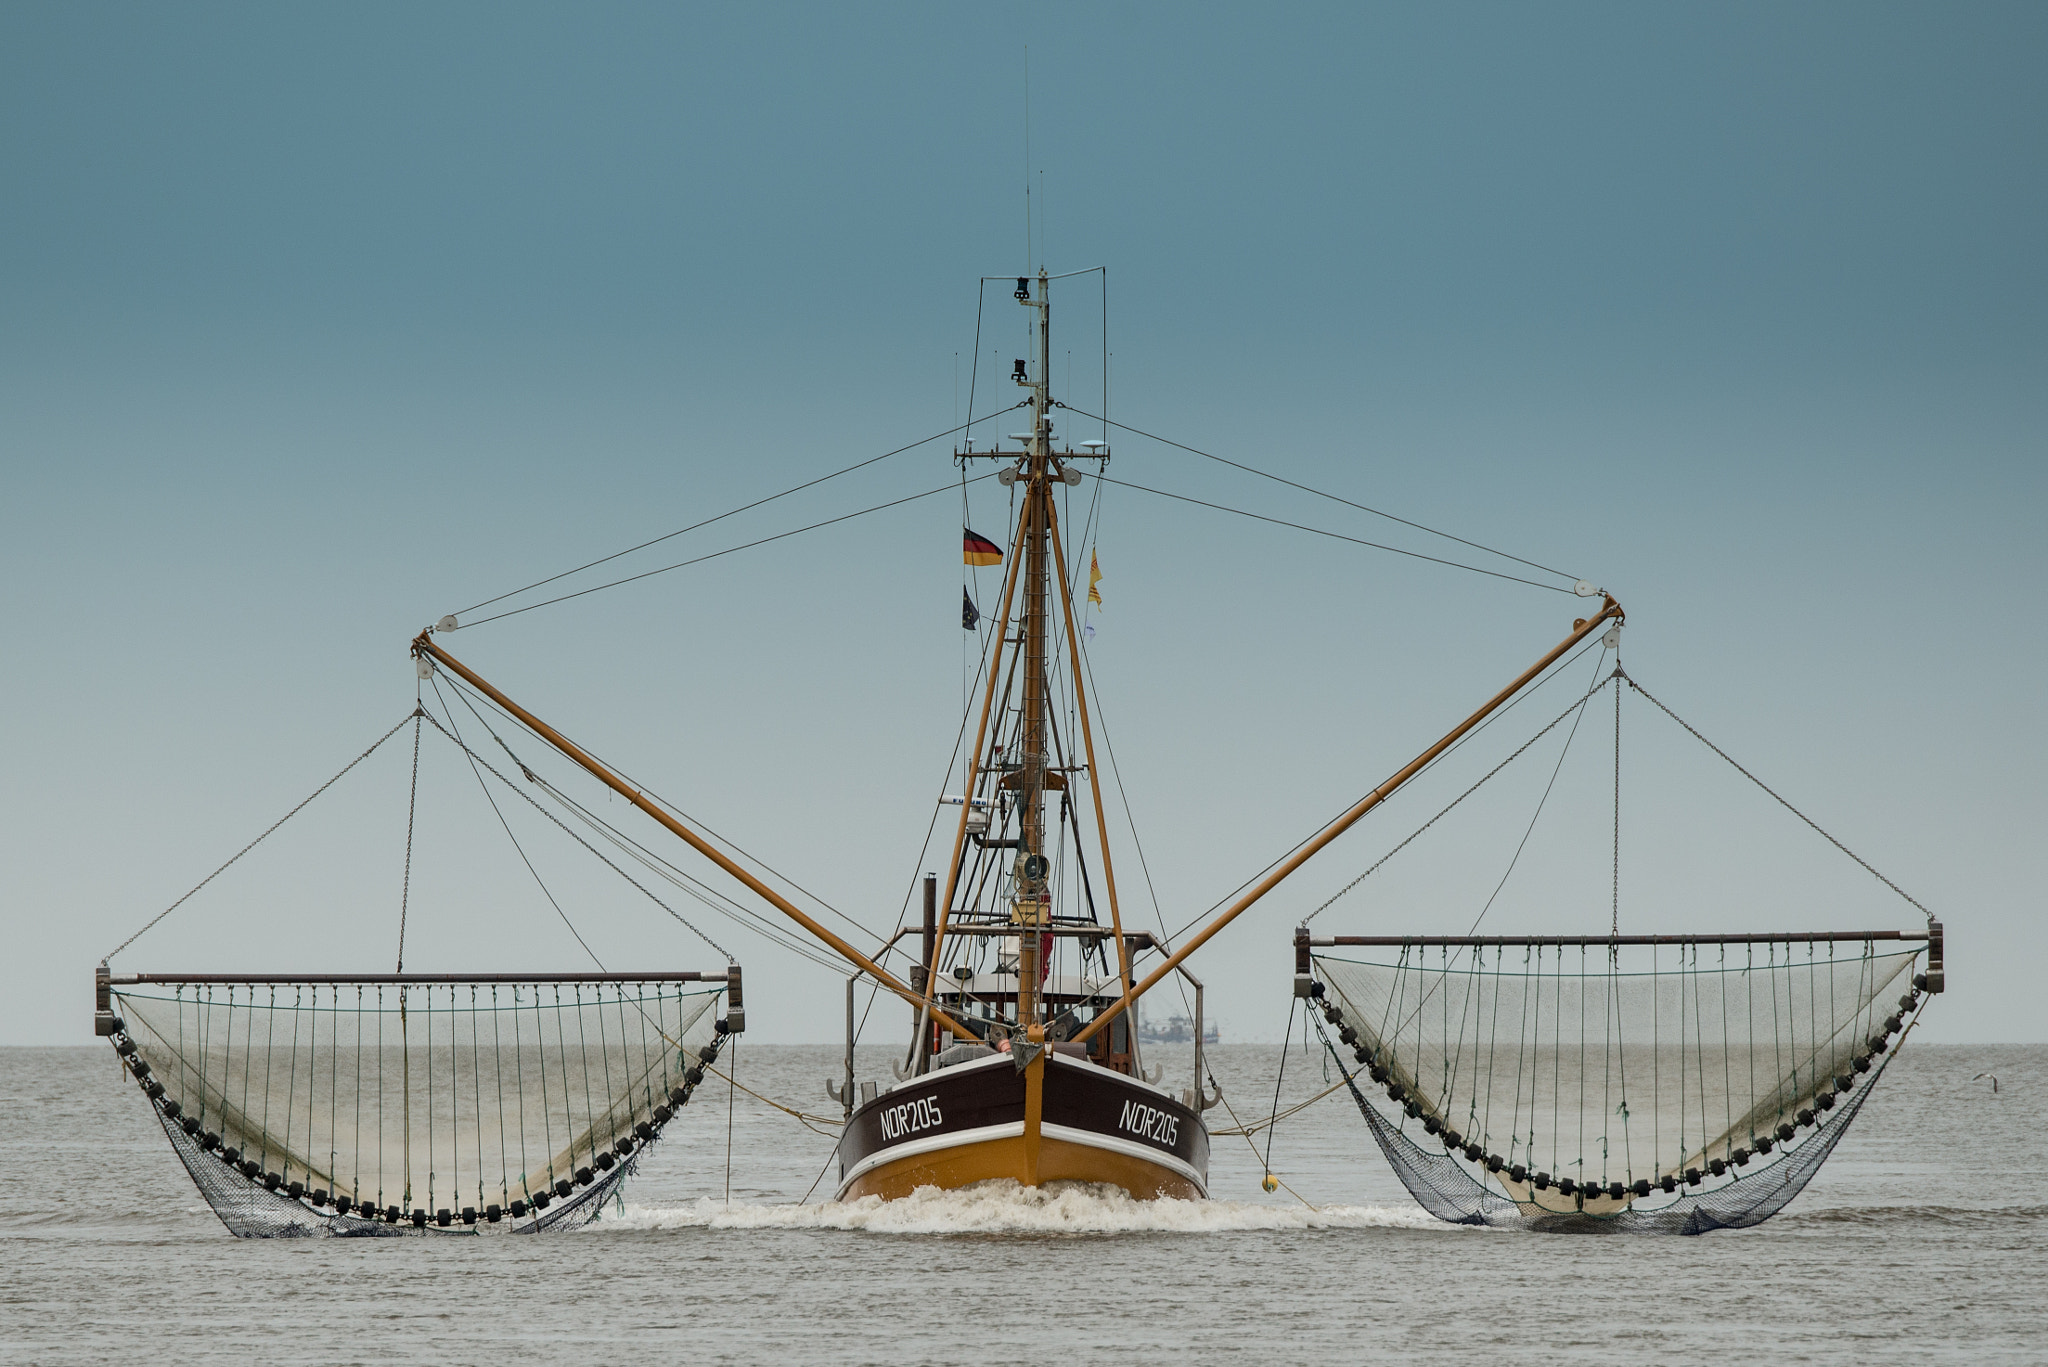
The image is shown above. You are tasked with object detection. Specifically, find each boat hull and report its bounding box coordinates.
[835,1051,1208,1201]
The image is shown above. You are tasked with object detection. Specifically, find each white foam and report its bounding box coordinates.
[596,1181,1462,1235]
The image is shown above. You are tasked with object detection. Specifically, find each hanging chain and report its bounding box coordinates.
[395,709,423,972]
[1612,672,1622,942]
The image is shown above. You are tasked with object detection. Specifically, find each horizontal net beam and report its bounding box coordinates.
[1312,931,1927,947]
[109,971,732,986]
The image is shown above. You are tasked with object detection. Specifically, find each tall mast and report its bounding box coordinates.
[1015,268,1052,1027]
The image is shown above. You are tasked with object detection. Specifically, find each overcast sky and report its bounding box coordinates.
[5,3,2043,1045]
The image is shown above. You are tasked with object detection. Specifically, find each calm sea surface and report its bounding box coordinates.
[3,1041,2041,1364]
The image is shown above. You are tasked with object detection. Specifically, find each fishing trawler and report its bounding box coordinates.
[96,265,1944,1235]
[1138,1009,1218,1048]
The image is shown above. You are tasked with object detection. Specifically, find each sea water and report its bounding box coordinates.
[3,1041,2041,1364]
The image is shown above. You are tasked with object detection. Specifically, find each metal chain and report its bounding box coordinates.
[1612,673,1622,940]
[103,711,419,963]
[395,711,422,972]
[1622,671,1935,922]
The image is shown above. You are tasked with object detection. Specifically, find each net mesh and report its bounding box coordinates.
[112,977,726,1237]
[1311,938,1926,1232]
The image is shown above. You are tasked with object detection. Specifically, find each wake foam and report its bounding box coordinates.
[597,1181,1463,1236]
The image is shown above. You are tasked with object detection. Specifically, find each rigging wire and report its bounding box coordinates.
[1302,644,1612,925]
[419,693,739,963]
[1180,632,1608,944]
[434,671,883,953]
[897,585,1005,945]
[1621,673,1936,922]
[1096,473,1570,595]
[453,412,1021,620]
[1261,995,1298,1189]
[103,711,419,963]
[431,680,844,972]
[534,779,845,974]
[1330,649,1616,1073]
[1057,404,1579,583]
[1072,609,1199,1021]
[429,678,609,972]
[1613,666,1623,939]
[1208,1076,1346,1136]
[435,680,716,946]
[459,471,1005,628]
[1201,1076,1314,1206]
[1454,648,1611,940]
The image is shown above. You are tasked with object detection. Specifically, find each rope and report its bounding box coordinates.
[1261,996,1297,1185]
[104,711,418,962]
[1096,474,1570,594]
[701,1058,845,1134]
[1202,1065,1315,1206]
[1622,671,1935,921]
[461,471,1004,628]
[724,1039,738,1204]
[1054,404,1579,583]
[1208,1077,1345,1135]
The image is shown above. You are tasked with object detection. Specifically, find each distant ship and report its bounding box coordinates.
[1137,1009,1218,1047]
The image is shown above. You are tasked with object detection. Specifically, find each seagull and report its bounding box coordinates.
[1973,1072,2000,1094]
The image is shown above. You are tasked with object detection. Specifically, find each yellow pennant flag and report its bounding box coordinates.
[1088,549,1103,607]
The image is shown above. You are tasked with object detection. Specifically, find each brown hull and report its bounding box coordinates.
[842,1132,1203,1201]
[835,1051,1208,1202]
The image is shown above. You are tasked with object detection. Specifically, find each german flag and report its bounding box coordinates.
[963,528,1004,567]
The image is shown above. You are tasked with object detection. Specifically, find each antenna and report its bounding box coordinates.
[1022,46,1031,273]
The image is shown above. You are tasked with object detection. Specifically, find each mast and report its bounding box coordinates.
[1015,268,1052,1028]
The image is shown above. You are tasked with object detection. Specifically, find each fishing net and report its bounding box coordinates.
[1307,935,1931,1233]
[107,975,730,1237]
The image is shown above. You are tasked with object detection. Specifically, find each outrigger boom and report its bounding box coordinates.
[410,630,983,1043]
[1073,591,1624,1044]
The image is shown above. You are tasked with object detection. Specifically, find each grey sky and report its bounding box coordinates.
[5,3,2042,1044]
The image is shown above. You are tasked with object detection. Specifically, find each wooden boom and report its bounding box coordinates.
[1073,594,1625,1045]
[412,632,981,1041]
